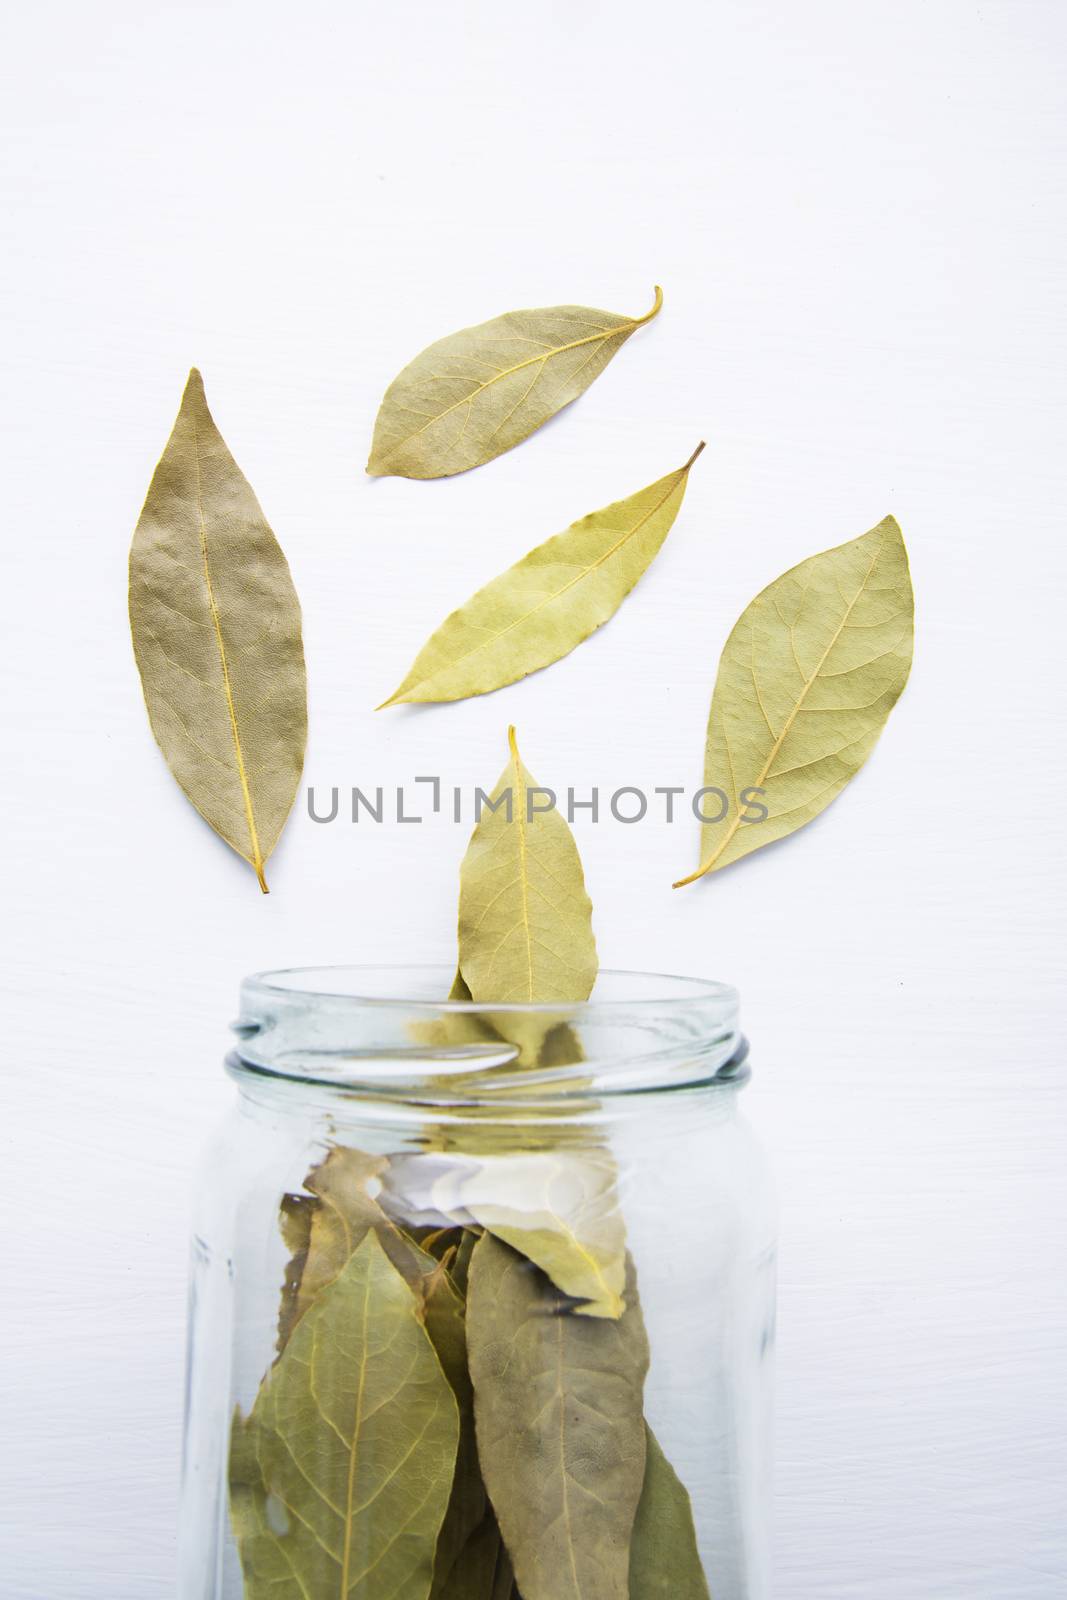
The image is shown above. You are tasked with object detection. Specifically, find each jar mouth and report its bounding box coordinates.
[243,964,737,1012]
[232,965,743,1102]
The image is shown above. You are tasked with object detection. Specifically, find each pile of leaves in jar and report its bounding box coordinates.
[228,729,710,1600]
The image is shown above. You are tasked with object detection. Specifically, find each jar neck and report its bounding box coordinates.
[230,966,744,1114]
[228,1048,749,1147]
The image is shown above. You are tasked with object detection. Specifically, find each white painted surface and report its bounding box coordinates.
[2,1,1065,1594]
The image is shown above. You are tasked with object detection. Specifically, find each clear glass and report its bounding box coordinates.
[179,967,776,1600]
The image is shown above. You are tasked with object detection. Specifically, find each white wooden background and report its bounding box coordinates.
[2,2,1065,1595]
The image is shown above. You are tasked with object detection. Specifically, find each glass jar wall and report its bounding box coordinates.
[179,967,775,1600]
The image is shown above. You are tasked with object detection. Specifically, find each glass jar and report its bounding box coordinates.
[179,967,775,1600]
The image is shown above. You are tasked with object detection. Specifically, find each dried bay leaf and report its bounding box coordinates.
[380,443,704,706]
[467,1234,649,1600]
[283,1147,424,1323]
[413,730,628,1316]
[408,737,596,1071]
[427,1150,626,1319]
[630,1426,711,1599]
[230,1231,459,1600]
[368,287,663,479]
[129,370,306,891]
[457,727,597,1005]
[675,515,913,887]
[274,1148,486,1592]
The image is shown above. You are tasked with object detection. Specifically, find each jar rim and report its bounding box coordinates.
[242,964,738,1013]
[231,966,743,1103]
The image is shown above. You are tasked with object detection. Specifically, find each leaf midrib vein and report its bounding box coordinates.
[339,1259,372,1597]
[511,742,534,1001]
[191,407,266,889]
[556,1317,583,1599]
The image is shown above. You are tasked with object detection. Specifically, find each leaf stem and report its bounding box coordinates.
[672,861,711,889]
[682,440,706,472]
[633,285,664,325]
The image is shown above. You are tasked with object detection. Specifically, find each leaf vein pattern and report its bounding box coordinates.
[816,629,911,677]
[482,360,549,447]
[152,689,234,776]
[338,1247,373,1597]
[555,1318,582,1599]
[512,739,534,1000]
[378,316,646,466]
[350,1399,440,1515]
[134,572,214,631]
[766,725,878,782]
[270,1419,347,1520]
[254,1494,315,1600]
[190,407,266,889]
[344,1472,445,1595]
[750,620,778,738]
[763,774,854,824]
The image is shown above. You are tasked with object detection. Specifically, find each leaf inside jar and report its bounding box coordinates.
[271,1147,486,1595]
[229,1232,459,1599]
[467,1233,649,1600]
[630,1426,712,1599]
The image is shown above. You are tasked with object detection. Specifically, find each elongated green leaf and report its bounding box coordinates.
[380,444,703,706]
[675,515,913,886]
[427,1150,625,1319]
[630,1427,711,1599]
[368,288,663,479]
[411,735,596,1069]
[467,1234,649,1600]
[129,370,306,891]
[276,1149,486,1592]
[431,733,621,1312]
[230,1231,459,1600]
[457,727,597,1005]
